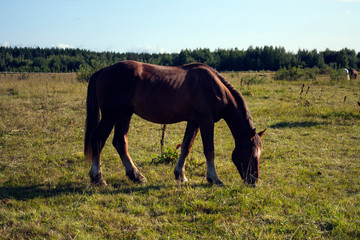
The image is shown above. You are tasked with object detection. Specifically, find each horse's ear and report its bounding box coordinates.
[258,129,266,139]
[251,128,257,141]
[252,128,257,135]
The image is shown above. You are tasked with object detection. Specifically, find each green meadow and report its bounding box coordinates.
[0,71,359,239]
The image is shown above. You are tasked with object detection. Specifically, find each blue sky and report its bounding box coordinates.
[1,0,359,53]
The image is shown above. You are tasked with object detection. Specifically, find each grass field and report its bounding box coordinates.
[0,71,359,239]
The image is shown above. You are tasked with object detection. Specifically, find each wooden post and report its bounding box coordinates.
[160,124,166,154]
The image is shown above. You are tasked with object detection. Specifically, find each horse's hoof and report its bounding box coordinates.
[174,170,188,182]
[177,175,188,182]
[90,174,107,186]
[207,177,224,186]
[127,170,147,183]
[136,173,147,183]
[91,179,108,186]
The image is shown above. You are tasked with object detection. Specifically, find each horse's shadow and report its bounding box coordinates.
[0,180,212,201]
[0,183,90,201]
[270,121,328,129]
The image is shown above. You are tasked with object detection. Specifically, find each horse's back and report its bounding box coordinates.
[92,60,230,123]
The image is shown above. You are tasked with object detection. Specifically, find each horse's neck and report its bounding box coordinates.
[216,74,255,144]
[223,100,254,145]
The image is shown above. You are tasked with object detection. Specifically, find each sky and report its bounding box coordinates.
[1,0,359,53]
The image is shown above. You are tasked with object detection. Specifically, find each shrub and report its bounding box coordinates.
[76,61,107,82]
[151,148,179,165]
[275,66,319,81]
[328,68,347,81]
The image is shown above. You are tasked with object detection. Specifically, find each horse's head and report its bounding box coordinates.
[232,129,266,187]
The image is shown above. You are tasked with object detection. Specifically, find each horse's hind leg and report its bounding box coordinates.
[174,122,199,182]
[90,117,115,186]
[113,114,146,183]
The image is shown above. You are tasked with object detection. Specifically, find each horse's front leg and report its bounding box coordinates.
[174,122,199,182]
[90,118,115,186]
[200,120,224,186]
[113,115,146,183]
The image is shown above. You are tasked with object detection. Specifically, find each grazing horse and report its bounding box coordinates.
[349,68,358,79]
[344,68,350,80]
[84,60,265,187]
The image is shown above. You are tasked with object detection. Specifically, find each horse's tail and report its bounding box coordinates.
[84,71,100,162]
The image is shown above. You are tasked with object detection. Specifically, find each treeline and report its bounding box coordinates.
[0,46,359,73]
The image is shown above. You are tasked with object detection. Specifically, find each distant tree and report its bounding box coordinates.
[49,56,62,72]
[0,46,359,73]
[173,49,195,66]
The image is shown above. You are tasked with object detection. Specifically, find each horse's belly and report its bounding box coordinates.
[133,98,190,124]
[131,84,211,124]
[134,107,186,124]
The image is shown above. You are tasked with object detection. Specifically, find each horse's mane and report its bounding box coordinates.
[209,67,255,131]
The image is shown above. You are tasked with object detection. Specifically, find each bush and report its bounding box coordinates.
[275,66,319,81]
[76,64,93,82]
[328,68,347,81]
[76,61,107,82]
[151,148,179,165]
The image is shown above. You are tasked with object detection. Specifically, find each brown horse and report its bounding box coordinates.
[84,60,265,186]
[349,68,358,79]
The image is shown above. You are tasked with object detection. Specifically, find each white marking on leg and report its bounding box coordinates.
[207,161,218,179]
[90,157,100,177]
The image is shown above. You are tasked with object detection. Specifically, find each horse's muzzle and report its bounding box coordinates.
[244,176,258,187]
